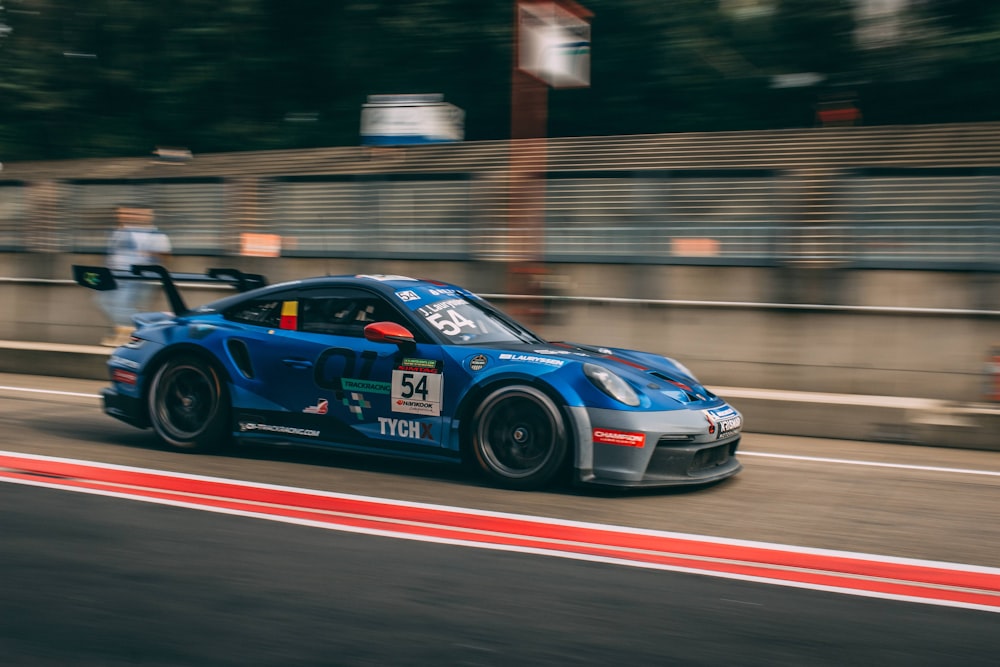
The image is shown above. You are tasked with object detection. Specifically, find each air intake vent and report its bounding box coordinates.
[227,339,255,379]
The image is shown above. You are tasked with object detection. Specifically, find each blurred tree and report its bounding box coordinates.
[0,0,998,161]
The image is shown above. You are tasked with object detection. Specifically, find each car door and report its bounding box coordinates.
[237,285,446,453]
[220,287,335,441]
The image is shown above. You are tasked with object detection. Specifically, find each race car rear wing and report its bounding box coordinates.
[72,264,267,317]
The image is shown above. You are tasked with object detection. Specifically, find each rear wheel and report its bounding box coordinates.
[471,385,568,490]
[148,355,230,452]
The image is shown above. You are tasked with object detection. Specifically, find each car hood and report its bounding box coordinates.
[484,341,720,408]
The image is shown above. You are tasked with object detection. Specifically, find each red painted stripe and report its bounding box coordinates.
[1,453,998,610]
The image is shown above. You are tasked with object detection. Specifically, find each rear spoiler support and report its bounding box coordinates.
[72,264,268,317]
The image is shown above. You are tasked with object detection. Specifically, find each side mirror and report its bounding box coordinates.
[364,321,416,346]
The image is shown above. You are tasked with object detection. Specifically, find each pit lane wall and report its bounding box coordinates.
[2,252,998,450]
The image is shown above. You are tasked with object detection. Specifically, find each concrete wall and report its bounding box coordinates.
[2,252,997,402]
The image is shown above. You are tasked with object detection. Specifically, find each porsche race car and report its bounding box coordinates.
[74,264,743,490]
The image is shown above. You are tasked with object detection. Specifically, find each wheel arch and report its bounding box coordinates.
[454,373,577,463]
[140,343,235,410]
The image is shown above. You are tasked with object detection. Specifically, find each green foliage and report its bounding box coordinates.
[0,0,998,160]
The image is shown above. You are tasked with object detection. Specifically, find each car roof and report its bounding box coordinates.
[195,273,468,312]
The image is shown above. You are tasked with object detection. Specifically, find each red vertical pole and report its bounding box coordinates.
[508,3,550,322]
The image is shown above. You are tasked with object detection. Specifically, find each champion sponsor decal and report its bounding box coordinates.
[468,354,488,372]
[395,290,420,302]
[592,428,646,447]
[303,398,328,415]
[378,417,434,441]
[498,353,565,368]
[239,422,320,438]
[341,378,391,394]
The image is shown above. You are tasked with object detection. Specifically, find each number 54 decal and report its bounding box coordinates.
[391,370,443,416]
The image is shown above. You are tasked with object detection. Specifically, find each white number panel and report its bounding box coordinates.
[391,370,443,416]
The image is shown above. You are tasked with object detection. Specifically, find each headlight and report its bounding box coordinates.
[583,363,640,407]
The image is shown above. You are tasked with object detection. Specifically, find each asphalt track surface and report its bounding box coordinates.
[1,373,999,665]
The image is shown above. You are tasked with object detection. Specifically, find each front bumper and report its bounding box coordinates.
[102,387,149,429]
[572,405,742,488]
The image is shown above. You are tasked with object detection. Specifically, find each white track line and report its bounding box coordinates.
[1,384,997,478]
[0,385,99,399]
[740,451,1000,477]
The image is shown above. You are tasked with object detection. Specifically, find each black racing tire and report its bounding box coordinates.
[147,355,230,452]
[471,385,569,490]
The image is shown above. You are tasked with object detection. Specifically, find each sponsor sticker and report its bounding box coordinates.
[592,428,646,447]
[398,358,440,374]
[239,422,320,438]
[401,357,437,370]
[706,407,742,438]
[303,398,328,415]
[109,355,141,369]
[341,378,391,394]
[378,417,435,441]
[498,353,564,368]
[395,290,420,302]
[342,392,371,420]
[468,354,488,372]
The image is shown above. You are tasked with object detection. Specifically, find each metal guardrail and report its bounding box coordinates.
[0,125,999,270]
[6,276,998,317]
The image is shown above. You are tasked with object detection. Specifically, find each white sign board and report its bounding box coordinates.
[361,94,465,146]
[518,1,591,89]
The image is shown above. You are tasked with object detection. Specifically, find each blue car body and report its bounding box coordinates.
[77,265,742,490]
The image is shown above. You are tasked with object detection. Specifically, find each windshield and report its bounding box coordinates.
[414,297,542,345]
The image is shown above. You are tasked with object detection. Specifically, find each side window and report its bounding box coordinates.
[224,298,283,328]
[299,290,409,337]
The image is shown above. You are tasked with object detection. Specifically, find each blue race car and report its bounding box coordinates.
[73,264,742,490]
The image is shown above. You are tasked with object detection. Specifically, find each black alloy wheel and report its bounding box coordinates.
[148,355,229,451]
[471,385,569,490]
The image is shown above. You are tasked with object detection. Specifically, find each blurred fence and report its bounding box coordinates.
[1,124,999,270]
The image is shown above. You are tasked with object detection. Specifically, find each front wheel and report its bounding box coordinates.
[148,355,230,452]
[471,385,569,490]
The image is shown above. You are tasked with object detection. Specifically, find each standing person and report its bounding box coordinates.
[98,201,172,346]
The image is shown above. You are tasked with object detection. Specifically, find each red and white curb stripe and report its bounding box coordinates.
[2,450,998,614]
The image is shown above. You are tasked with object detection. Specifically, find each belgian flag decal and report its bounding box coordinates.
[280,300,299,330]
